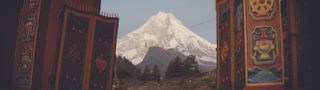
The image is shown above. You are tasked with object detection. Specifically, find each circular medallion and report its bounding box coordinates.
[95,53,107,73]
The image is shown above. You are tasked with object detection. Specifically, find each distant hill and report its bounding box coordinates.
[136,46,186,74]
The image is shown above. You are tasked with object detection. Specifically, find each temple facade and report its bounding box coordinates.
[1,0,320,90]
[1,0,118,90]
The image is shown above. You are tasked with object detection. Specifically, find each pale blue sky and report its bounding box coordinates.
[101,0,216,44]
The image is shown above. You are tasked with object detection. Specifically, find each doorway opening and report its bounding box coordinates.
[101,0,218,90]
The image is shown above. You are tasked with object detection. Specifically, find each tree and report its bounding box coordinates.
[152,65,161,83]
[165,55,200,78]
[142,65,152,80]
[115,56,141,79]
[165,56,184,78]
[143,65,151,74]
[183,55,200,74]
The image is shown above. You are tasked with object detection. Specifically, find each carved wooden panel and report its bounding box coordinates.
[54,7,119,90]
[244,0,284,89]
[88,19,118,90]
[217,0,232,89]
[14,0,42,89]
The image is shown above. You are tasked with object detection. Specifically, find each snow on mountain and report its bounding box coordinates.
[116,11,217,72]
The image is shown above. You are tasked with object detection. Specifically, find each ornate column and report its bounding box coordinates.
[243,0,285,89]
[12,0,42,90]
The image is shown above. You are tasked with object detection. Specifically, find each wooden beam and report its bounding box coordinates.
[287,0,299,90]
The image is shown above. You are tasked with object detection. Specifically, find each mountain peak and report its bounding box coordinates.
[146,11,181,27]
[117,11,217,72]
[156,11,175,18]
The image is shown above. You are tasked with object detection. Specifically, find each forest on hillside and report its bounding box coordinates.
[113,55,217,90]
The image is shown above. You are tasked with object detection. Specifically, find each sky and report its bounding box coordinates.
[101,0,216,44]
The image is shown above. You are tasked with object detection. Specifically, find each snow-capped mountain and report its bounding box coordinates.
[116,11,217,72]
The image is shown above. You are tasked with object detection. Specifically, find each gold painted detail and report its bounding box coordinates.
[250,25,278,65]
[249,0,276,20]
[220,41,229,65]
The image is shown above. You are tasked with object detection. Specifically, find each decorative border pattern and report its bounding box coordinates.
[88,18,118,90]
[14,0,42,88]
[54,7,119,90]
[57,13,89,90]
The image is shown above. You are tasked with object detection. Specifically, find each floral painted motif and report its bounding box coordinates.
[95,53,107,73]
[16,46,33,86]
[249,0,275,20]
[15,0,41,88]
[250,25,278,65]
[20,15,36,42]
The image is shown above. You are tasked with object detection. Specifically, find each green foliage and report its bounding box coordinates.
[141,65,152,80]
[165,55,200,78]
[152,65,161,82]
[183,55,200,74]
[141,65,161,82]
[115,56,142,79]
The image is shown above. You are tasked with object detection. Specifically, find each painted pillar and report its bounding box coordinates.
[217,0,247,90]
[216,0,232,90]
[12,0,42,90]
[243,0,285,89]
[232,0,246,90]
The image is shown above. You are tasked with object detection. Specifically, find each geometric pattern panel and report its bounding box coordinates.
[55,6,119,90]
[89,20,116,90]
[58,14,89,90]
